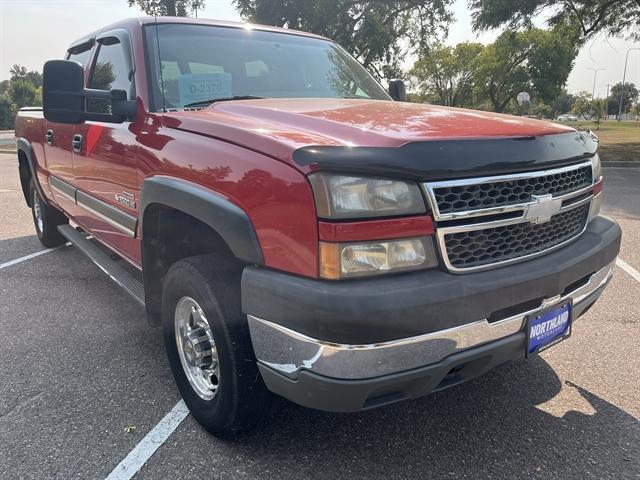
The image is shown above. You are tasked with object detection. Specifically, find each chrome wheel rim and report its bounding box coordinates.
[174,296,220,401]
[33,192,43,233]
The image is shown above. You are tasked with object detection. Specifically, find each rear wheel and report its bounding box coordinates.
[161,254,272,438]
[30,180,67,247]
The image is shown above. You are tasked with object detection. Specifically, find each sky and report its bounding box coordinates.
[1,0,638,97]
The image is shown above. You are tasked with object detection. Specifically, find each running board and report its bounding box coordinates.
[57,225,145,306]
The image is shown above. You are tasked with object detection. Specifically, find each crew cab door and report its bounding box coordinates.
[45,42,94,212]
[72,31,141,265]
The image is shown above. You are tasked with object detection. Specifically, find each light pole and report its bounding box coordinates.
[587,68,605,119]
[617,47,640,120]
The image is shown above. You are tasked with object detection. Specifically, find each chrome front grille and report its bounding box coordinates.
[443,204,590,269]
[424,160,596,273]
[432,165,592,215]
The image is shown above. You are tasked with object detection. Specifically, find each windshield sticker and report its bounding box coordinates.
[178,73,232,106]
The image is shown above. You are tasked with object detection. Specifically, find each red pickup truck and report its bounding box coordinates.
[15,17,621,437]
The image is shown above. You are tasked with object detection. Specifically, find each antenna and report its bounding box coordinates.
[154,15,167,113]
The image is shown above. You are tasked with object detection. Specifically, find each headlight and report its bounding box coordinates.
[319,237,437,279]
[589,153,603,223]
[309,173,426,219]
[592,153,601,180]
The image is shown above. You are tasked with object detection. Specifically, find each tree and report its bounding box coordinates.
[87,61,117,114]
[525,28,579,102]
[469,0,640,41]
[405,92,428,104]
[607,82,638,115]
[474,27,578,113]
[128,0,205,16]
[571,91,592,118]
[9,65,27,80]
[592,98,607,128]
[10,64,42,88]
[410,42,484,107]
[232,0,454,79]
[0,65,43,128]
[0,96,14,129]
[532,102,553,119]
[7,80,39,110]
[551,90,575,116]
[474,39,529,113]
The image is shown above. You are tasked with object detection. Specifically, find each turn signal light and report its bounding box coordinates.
[319,237,437,279]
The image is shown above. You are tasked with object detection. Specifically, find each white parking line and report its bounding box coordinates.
[104,401,189,480]
[616,258,640,284]
[0,243,70,270]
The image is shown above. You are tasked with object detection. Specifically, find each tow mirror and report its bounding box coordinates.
[42,59,136,124]
[388,79,407,102]
[42,60,86,123]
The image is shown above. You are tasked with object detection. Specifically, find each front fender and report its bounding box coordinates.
[139,175,264,265]
[16,138,43,207]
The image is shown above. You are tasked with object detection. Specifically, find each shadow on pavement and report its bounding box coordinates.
[229,357,639,479]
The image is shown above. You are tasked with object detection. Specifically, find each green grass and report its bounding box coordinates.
[555,120,640,162]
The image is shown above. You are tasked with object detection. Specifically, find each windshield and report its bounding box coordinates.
[144,23,391,110]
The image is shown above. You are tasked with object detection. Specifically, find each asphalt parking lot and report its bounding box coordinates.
[0,152,638,479]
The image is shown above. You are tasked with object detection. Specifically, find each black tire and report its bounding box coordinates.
[161,254,272,438]
[30,180,68,248]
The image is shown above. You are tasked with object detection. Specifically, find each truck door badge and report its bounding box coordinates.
[115,192,136,209]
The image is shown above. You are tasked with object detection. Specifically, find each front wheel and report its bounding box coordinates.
[161,254,272,438]
[30,180,67,247]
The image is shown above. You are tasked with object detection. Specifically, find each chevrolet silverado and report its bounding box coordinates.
[14,17,621,437]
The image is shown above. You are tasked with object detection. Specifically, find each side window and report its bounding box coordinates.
[67,47,93,68]
[90,42,132,93]
[88,41,132,113]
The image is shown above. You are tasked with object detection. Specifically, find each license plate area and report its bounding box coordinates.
[526,300,572,356]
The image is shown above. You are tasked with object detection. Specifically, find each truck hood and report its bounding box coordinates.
[163,99,593,178]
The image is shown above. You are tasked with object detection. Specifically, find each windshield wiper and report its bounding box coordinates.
[183,96,267,108]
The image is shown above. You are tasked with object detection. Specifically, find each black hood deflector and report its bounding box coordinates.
[293,131,598,180]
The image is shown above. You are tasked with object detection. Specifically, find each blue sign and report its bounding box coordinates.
[529,302,571,354]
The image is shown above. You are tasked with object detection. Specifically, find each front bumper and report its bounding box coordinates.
[242,217,621,412]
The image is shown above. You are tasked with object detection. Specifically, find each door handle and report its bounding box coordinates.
[45,129,54,146]
[71,134,83,154]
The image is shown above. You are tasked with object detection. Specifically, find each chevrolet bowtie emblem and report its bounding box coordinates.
[523,194,563,224]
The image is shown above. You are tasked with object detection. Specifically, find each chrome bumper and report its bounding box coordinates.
[248,261,615,381]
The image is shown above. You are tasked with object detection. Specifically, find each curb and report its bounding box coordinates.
[0,150,17,155]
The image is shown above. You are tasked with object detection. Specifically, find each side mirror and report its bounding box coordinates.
[388,79,407,102]
[43,60,86,123]
[42,59,136,124]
